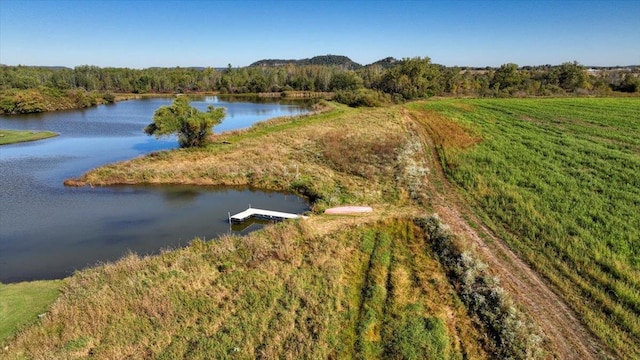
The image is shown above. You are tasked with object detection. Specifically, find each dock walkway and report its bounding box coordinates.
[229,207,305,223]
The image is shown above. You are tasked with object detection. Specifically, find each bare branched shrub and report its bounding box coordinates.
[396,138,430,204]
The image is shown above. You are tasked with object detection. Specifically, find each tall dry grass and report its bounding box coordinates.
[4,218,493,359]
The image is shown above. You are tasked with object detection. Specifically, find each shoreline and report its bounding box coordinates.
[0,91,331,116]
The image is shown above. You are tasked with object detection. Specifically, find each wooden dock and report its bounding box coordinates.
[229,207,305,223]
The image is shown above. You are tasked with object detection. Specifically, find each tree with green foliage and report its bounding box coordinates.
[616,74,640,92]
[548,61,587,91]
[376,57,441,99]
[144,96,225,148]
[328,71,363,91]
[491,63,522,91]
[2,61,638,105]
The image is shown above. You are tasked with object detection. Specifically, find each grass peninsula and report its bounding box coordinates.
[0,129,58,145]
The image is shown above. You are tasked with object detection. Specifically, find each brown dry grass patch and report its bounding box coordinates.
[407,108,481,153]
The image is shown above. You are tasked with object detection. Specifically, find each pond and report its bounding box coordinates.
[0,96,310,283]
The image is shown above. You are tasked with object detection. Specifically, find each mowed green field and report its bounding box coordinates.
[412,98,640,357]
[0,129,58,145]
[0,281,63,343]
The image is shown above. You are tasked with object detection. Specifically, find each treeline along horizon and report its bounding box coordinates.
[1,57,638,108]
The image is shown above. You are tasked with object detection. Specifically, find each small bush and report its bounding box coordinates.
[0,97,16,113]
[289,176,322,204]
[103,92,116,103]
[333,89,390,107]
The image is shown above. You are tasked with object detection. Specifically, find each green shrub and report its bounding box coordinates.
[103,92,115,103]
[333,89,390,107]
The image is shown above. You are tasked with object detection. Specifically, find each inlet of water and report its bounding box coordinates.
[0,96,310,282]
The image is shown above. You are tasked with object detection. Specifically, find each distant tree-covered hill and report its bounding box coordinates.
[250,55,362,69]
[0,64,72,71]
[366,57,399,69]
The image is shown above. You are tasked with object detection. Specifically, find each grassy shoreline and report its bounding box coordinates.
[6,98,628,357]
[3,103,502,358]
[0,129,58,145]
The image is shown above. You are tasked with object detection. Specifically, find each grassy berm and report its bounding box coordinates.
[5,103,543,358]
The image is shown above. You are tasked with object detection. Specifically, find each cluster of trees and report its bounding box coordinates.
[0,87,114,114]
[1,57,638,111]
[0,63,371,94]
[0,65,220,94]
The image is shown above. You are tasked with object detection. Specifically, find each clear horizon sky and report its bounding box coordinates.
[1,0,639,69]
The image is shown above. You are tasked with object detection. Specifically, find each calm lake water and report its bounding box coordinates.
[0,96,310,283]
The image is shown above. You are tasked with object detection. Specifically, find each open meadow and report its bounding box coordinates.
[409,97,640,356]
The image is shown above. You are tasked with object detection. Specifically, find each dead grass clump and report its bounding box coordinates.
[408,108,481,174]
[318,129,405,179]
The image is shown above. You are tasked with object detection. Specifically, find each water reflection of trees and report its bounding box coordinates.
[230,218,272,232]
[162,187,201,203]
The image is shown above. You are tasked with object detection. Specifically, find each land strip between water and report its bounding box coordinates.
[4,99,638,358]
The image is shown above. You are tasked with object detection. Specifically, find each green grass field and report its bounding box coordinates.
[0,129,58,145]
[410,97,640,357]
[0,280,63,343]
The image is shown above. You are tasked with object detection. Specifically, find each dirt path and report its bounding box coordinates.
[407,109,610,359]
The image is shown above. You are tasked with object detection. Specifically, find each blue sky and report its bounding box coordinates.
[1,0,638,68]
